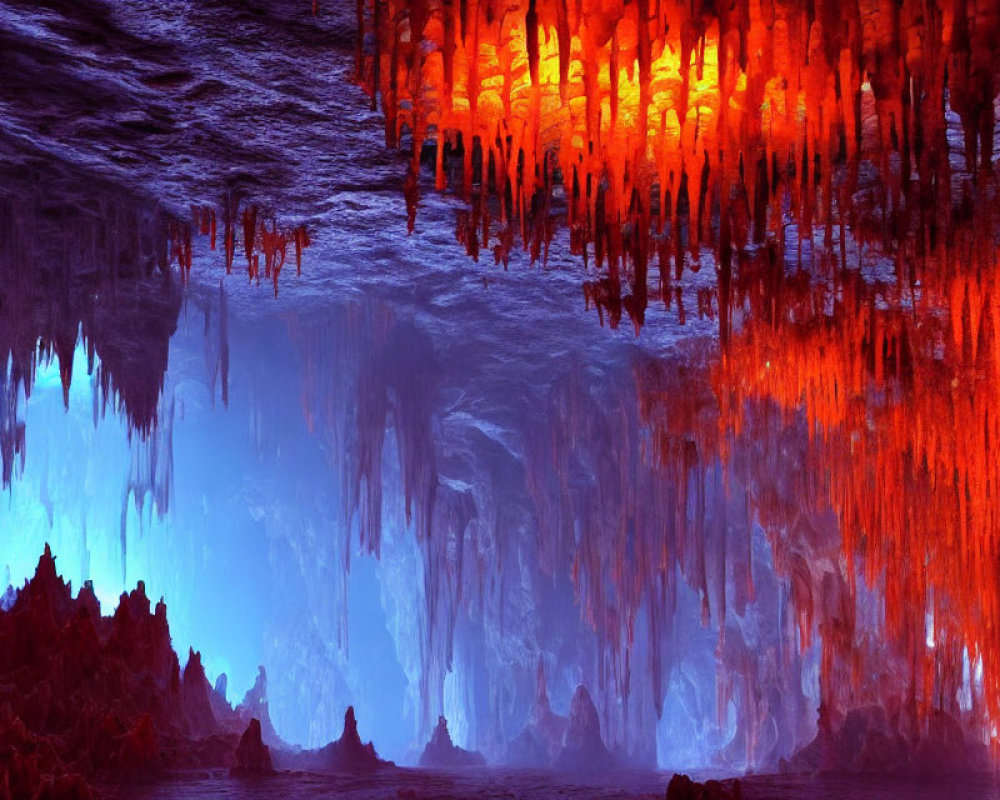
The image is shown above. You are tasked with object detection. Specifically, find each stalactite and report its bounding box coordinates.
[706,216,1000,750]
[358,0,999,328]
[0,186,179,481]
[196,202,308,292]
[0,177,308,492]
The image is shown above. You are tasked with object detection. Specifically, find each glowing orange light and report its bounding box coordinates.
[701,227,1000,747]
[357,0,999,328]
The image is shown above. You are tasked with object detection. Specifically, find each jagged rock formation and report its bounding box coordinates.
[231,719,275,776]
[0,545,412,797]
[553,685,615,774]
[319,706,389,771]
[181,648,218,738]
[419,716,486,769]
[211,673,233,724]
[0,546,295,798]
[666,773,742,800]
[283,706,393,773]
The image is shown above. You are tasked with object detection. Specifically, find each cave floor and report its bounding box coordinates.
[100,768,1000,799]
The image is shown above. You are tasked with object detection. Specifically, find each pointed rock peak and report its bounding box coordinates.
[569,685,598,723]
[344,706,358,735]
[34,543,58,584]
[128,581,151,615]
[337,705,365,750]
[555,684,613,773]
[432,715,453,746]
[183,648,205,681]
[565,685,604,747]
[420,715,486,768]
[319,704,391,771]
[78,580,101,616]
[23,544,71,610]
[214,673,228,699]
[232,718,274,776]
[241,665,268,712]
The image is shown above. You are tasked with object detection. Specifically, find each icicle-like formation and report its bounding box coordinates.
[0,174,310,489]
[0,186,180,483]
[189,200,310,295]
[358,0,1000,328]
[293,306,483,744]
[292,225,1000,765]
[707,218,1000,752]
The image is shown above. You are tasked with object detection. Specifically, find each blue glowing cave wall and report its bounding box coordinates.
[1,301,458,761]
[0,276,819,769]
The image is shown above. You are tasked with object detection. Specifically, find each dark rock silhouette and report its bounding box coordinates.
[505,660,568,768]
[323,706,391,771]
[0,546,246,798]
[182,648,218,737]
[553,684,615,773]
[782,704,990,776]
[231,718,275,776]
[0,544,404,793]
[419,716,486,768]
[666,773,742,800]
[276,706,395,773]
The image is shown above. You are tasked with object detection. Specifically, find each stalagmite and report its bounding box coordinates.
[231,719,275,776]
[419,716,486,768]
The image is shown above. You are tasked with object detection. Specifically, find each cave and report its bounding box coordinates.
[1,0,999,798]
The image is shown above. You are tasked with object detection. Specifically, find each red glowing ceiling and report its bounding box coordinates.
[356,0,999,326]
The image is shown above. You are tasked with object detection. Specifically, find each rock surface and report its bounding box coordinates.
[419,716,486,768]
[283,706,393,773]
[231,718,274,776]
[781,704,990,776]
[666,773,742,800]
[0,547,269,797]
[553,685,615,773]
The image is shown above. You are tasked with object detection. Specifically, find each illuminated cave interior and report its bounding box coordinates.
[1,0,999,797]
